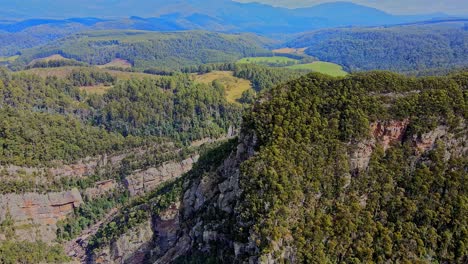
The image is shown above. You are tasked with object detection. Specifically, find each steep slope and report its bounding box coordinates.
[144,71,467,263]
[0,66,242,262]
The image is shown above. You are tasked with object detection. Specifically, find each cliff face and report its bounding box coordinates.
[0,189,83,242]
[147,120,467,263]
[149,133,258,263]
[92,219,154,264]
[125,156,199,197]
[0,150,198,250]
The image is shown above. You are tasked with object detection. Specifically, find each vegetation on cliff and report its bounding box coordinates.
[234,71,467,262]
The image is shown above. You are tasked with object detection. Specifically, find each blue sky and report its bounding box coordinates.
[235,0,468,15]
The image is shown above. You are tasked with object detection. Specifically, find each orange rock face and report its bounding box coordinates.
[350,119,409,172]
[0,189,83,242]
[371,119,409,151]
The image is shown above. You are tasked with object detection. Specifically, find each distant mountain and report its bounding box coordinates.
[1,1,451,34]
[0,1,457,57]
[294,2,450,26]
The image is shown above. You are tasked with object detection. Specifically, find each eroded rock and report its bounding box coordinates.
[0,189,83,242]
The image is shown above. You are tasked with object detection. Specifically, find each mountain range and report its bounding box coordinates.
[0,1,456,35]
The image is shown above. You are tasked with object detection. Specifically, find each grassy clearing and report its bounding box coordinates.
[238,56,299,67]
[286,61,348,77]
[79,85,112,95]
[0,55,19,63]
[194,71,252,104]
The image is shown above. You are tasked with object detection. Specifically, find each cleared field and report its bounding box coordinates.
[22,66,161,80]
[99,58,132,69]
[272,47,307,55]
[79,85,112,95]
[0,55,19,62]
[286,61,347,77]
[238,56,299,66]
[194,71,252,104]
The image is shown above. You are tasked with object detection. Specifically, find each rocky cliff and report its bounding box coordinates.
[0,188,83,242]
[147,120,467,263]
[125,155,199,197]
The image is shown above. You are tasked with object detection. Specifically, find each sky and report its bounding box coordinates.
[235,0,468,15]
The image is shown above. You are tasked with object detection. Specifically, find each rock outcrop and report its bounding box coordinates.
[91,203,180,264]
[153,134,257,263]
[92,219,153,264]
[84,180,118,199]
[0,189,83,242]
[125,155,199,196]
[349,119,409,172]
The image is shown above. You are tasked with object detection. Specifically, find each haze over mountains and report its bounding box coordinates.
[0,0,460,35]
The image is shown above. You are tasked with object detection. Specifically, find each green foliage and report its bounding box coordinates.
[15,30,271,70]
[237,71,467,262]
[238,56,299,67]
[238,89,257,104]
[92,74,241,142]
[233,63,309,92]
[68,68,116,86]
[26,59,87,69]
[56,192,129,241]
[0,67,241,166]
[0,107,128,166]
[288,25,468,73]
[0,240,70,264]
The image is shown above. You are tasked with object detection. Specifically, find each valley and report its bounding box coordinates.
[0,1,467,264]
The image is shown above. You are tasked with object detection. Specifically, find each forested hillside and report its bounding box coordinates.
[0,58,323,262]
[237,71,467,262]
[12,31,273,70]
[154,70,468,263]
[0,67,241,166]
[287,23,468,73]
[1,1,467,263]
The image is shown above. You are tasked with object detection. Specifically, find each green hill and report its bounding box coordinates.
[287,23,468,73]
[13,30,273,70]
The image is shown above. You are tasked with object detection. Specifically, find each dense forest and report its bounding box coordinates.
[233,71,467,262]
[0,67,242,166]
[12,31,273,70]
[287,23,468,73]
[2,1,468,263]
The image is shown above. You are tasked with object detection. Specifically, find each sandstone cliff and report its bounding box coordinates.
[0,188,83,242]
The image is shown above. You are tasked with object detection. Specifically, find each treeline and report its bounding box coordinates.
[14,31,272,70]
[68,68,116,86]
[235,71,467,263]
[25,59,87,69]
[287,25,468,72]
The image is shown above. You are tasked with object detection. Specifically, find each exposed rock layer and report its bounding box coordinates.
[0,189,83,242]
